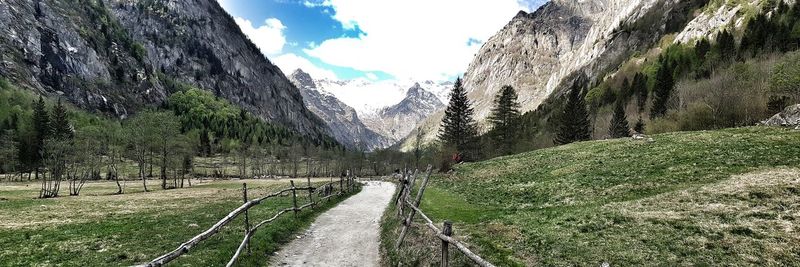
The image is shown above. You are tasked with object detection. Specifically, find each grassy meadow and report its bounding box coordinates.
[0,177,356,266]
[382,127,800,266]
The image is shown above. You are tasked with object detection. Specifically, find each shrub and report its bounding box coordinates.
[769,50,800,100]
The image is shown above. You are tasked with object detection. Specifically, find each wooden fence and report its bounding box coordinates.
[138,173,360,267]
[393,166,496,267]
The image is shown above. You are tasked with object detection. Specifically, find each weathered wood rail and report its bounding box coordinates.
[393,166,496,267]
[138,174,359,267]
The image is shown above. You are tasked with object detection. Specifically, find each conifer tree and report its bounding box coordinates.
[554,79,591,145]
[439,77,478,160]
[650,58,675,119]
[695,38,711,60]
[634,117,645,134]
[632,72,648,112]
[31,96,50,177]
[714,30,736,59]
[50,99,72,140]
[488,85,521,155]
[609,99,630,138]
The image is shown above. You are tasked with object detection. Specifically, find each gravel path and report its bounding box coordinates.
[270,181,396,267]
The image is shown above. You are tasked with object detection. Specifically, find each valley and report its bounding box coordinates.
[1,0,800,266]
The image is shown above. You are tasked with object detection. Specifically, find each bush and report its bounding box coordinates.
[769,50,800,100]
[647,115,680,134]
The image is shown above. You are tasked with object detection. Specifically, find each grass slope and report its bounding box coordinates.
[0,178,357,266]
[383,127,800,266]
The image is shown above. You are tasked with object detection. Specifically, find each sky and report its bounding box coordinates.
[217,0,547,82]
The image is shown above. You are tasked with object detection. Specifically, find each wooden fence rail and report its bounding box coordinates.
[138,174,359,267]
[393,166,496,267]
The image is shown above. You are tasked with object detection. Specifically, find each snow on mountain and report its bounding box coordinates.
[289,69,391,151]
[362,83,446,142]
[313,78,452,116]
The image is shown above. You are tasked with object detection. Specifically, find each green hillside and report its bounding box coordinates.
[384,127,800,266]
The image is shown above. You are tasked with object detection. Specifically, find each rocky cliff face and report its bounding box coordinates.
[0,0,330,138]
[289,69,390,151]
[463,0,704,119]
[362,83,445,142]
[404,0,709,149]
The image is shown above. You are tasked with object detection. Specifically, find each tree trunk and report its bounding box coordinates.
[140,158,149,192]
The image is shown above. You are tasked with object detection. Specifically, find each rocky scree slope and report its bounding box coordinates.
[289,69,391,151]
[0,0,330,139]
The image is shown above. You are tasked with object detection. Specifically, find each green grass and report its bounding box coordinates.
[0,178,357,266]
[383,127,800,266]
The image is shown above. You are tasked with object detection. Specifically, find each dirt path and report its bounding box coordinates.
[270,181,396,267]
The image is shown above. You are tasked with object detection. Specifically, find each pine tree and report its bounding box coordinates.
[488,85,521,155]
[609,99,630,138]
[632,72,648,112]
[439,77,478,160]
[554,79,591,145]
[50,99,72,140]
[695,38,711,60]
[634,117,645,134]
[650,58,675,119]
[31,96,50,178]
[714,30,736,59]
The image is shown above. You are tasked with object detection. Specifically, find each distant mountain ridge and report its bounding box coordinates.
[289,69,391,151]
[362,83,445,142]
[291,68,450,147]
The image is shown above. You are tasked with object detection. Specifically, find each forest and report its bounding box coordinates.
[0,79,413,197]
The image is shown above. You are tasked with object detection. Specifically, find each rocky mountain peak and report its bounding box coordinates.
[290,69,316,89]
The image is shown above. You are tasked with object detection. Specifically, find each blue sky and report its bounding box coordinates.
[218,0,546,81]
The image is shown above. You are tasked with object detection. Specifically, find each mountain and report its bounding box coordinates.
[289,69,390,151]
[310,78,451,116]
[362,83,445,141]
[293,73,452,143]
[0,0,330,139]
[403,0,721,149]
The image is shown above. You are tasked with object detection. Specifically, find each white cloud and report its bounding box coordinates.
[234,17,287,55]
[272,53,339,80]
[304,0,532,81]
[365,73,378,80]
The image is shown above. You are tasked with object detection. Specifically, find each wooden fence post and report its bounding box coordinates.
[395,166,432,248]
[290,180,298,218]
[441,221,452,267]
[242,183,251,255]
[394,171,406,206]
[306,176,314,208]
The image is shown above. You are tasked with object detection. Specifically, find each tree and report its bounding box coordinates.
[650,58,675,119]
[438,77,479,161]
[695,38,711,60]
[105,123,125,194]
[609,99,631,138]
[412,128,425,169]
[51,99,72,140]
[554,78,591,145]
[32,96,50,179]
[150,112,181,190]
[0,130,18,174]
[714,30,736,61]
[632,72,649,112]
[41,138,72,198]
[125,111,158,192]
[488,85,521,155]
